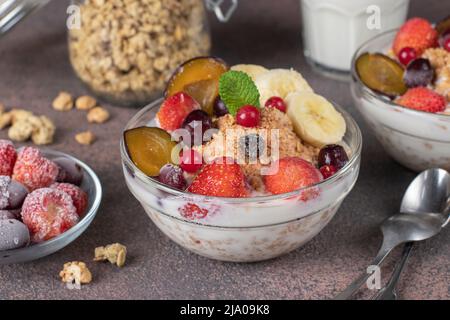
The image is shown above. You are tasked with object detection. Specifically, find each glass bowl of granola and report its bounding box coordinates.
[120,57,362,262]
[351,17,450,171]
[68,0,211,107]
[0,148,102,264]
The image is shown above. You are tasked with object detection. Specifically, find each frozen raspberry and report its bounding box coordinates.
[0,140,17,177]
[50,182,88,216]
[21,188,79,242]
[12,147,59,191]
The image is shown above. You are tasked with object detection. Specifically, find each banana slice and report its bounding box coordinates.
[254,69,313,106]
[230,64,269,80]
[285,92,346,147]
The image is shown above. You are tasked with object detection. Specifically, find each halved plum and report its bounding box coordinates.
[124,127,177,177]
[356,53,407,97]
[436,15,450,35]
[165,57,228,115]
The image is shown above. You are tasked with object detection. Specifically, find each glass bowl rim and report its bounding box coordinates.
[120,97,362,204]
[351,28,450,121]
[2,149,102,257]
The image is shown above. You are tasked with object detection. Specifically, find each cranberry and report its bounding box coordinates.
[265,96,287,113]
[318,144,349,169]
[180,149,203,173]
[213,97,229,117]
[236,105,260,128]
[158,164,186,190]
[181,110,212,146]
[319,165,337,179]
[398,47,417,66]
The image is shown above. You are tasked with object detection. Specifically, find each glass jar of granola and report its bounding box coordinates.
[68,0,212,107]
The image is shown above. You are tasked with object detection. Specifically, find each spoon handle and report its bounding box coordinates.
[372,242,414,300]
[334,243,393,300]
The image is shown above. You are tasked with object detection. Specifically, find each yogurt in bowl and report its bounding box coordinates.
[351,16,450,171]
[120,57,362,262]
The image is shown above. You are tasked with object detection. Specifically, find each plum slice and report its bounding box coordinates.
[124,127,177,177]
[356,53,407,97]
[165,57,228,115]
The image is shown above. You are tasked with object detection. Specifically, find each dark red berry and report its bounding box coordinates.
[236,105,260,128]
[319,165,337,179]
[403,58,435,88]
[318,144,349,170]
[181,110,212,146]
[180,149,203,173]
[265,96,287,113]
[158,164,186,190]
[444,37,450,52]
[213,97,229,117]
[398,47,417,66]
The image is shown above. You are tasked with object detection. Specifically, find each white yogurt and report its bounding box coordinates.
[301,0,409,73]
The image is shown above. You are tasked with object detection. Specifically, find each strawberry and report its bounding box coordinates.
[156,92,200,131]
[393,18,438,56]
[187,158,248,197]
[0,140,17,176]
[396,87,446,113]
[264,157,322,195]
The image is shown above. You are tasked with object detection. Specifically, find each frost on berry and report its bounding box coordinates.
[50,182,88,216]
[21,188,79,242]
[0,140,17,176]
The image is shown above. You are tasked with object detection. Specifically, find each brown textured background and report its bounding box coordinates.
[0,0,448,300]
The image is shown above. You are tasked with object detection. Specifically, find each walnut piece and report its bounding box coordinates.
[31,116,56,145]
[75,131,95,145]
[10,109,33,124]
[76,95,97,110]
[60,261,92,285]
[52,91,73,111]
[87,107,110,123]
[8,119,34,141]
[94,243,127,267]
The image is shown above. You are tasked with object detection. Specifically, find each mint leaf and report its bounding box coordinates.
[218,70,260,115]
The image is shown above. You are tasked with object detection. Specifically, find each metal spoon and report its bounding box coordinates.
[372,169,450,300]
[335,168,450,300]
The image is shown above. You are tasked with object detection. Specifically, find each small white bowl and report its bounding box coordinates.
[0,150,102,264]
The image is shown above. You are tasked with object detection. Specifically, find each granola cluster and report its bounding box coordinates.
[59,261,93,285]
[422,48,450,101]
[197,108,319,191]
[68,0,211,105]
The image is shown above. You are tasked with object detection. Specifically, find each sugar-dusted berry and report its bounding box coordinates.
[12,147,59,191]
[21,188,79,242]
[50,183,88,217]
[0,140,17,176]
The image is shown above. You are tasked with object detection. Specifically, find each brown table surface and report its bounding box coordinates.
[0,0,448,300]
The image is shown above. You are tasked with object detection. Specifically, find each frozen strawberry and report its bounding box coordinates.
[21,188,79,242]
[396,87,446,113]
[156,92,200,131]
[0,140,17,177]
[264,157,323,195]
[50,183,88,216]
[393,18,438,56]
[12,147,59,191]
[187,157,249,197]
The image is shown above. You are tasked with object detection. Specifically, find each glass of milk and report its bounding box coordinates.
[301,0,410,80]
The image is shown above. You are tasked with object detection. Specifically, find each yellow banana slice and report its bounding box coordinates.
[285,92,346,147]
[230,64,269,80]
[254,68,313,106]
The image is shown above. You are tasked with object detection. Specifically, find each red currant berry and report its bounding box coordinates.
[180,149,203,173]
[398,47,417,66]
[444,37,450,53]
[236,105,260,128]
[319,165,337,179]
[265,96,287,113]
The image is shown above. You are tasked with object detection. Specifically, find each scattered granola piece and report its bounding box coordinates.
[0,112,12,129]
[94,243,127,267]
[75,131,95,145]
[75,95,97,110]
[87,106,110,123]
[10,109,33,124]
[0,103,5,114]
[52,91,73,111]
[8,119,34,142]
[59,261,92,285]
[31,116,56,145]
